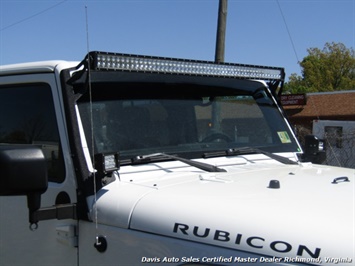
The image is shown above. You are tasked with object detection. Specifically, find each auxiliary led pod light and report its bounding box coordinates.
[95,152,119,176]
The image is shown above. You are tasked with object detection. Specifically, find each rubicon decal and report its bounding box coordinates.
[173,223,321,258]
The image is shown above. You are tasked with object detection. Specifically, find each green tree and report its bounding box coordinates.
[284,42,355,93]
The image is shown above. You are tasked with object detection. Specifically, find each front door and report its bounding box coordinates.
[0,74,77,265]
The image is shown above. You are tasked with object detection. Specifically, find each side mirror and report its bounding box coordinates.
[301,135,326,164]
[0,145,48,225]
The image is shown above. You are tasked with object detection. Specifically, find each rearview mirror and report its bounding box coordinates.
[0,145,48,224]
[0,145,48,196]
[301,135,326,164]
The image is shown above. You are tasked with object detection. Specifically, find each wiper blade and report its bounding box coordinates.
[132,153,226,172]
[204,147,298,165]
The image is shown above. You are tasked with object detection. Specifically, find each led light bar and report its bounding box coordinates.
[90,51,284,81]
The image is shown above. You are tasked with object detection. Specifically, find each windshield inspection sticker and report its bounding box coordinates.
[277,131,292,143]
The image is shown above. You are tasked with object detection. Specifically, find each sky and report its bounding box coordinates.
[0,0,354,80]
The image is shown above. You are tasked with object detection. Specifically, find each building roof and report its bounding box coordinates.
[283,90,355,120]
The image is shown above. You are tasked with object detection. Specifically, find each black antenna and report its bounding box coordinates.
[276,0,300,67]
[85,5,102,248]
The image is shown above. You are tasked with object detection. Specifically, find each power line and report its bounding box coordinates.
[0,0,68,32]
[276,0,301,67]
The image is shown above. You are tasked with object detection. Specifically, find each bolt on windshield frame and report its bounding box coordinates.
[75,77,300,161]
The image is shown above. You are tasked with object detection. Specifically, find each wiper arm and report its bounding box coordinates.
[132,153,226,172]
[204,147,298,165]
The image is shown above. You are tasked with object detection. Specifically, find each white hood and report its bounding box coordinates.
[92,156,354,264]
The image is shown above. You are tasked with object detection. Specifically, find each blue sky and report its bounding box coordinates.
[0,0,354,80]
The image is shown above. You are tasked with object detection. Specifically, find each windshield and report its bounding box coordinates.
[77,82,299,160]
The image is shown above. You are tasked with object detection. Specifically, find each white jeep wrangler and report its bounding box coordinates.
[0,51,353,265]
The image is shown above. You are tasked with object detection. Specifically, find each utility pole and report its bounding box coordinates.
[212,0,228,133]
[215,0,228,63]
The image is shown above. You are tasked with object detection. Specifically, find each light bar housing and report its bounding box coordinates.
[89,51,284,82]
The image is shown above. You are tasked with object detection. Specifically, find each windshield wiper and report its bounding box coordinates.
[204,147,298,165]
[131,153,226,172]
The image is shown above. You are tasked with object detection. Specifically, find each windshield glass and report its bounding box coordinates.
[78,82,299,160]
